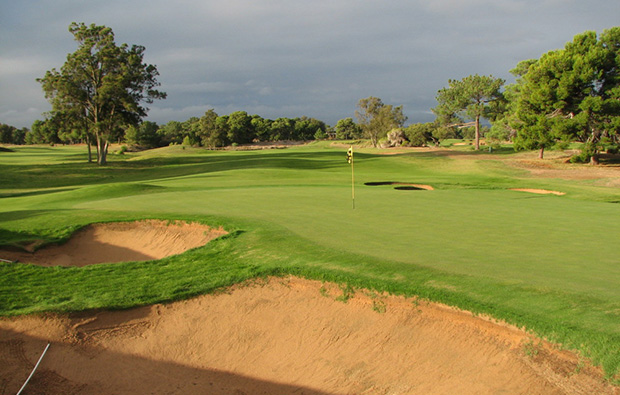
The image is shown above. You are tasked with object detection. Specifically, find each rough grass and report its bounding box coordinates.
[0,143,618,380]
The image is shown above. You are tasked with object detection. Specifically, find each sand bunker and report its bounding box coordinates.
[0,277,614,395]
[510,188,566,196]
[0,220,227,266]
[366,182,434,190]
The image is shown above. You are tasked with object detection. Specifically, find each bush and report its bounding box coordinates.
[404,123,433,147]
[386,129,407,147]
[569,152,590,163]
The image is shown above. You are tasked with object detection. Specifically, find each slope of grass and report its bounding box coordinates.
[0,143,618,379]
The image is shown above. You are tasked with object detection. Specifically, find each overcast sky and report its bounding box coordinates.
[1,1,618,129]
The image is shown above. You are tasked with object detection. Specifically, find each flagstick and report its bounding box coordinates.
[351,147,355,209]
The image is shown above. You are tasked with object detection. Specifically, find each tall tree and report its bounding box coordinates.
[125,121,160,148]
[294,116,326,141]
[26,119,60,145]
[158,120,184,146]
[433,74,505,150]
[251,116,273,142]
[334,118,363,140]
[512,28,620,163]
[38,22,165,165]
[270,118,295,141]
[227,111,255,144]
[0,123,27,145]
[355,97,407,147]
[198,109,225,148]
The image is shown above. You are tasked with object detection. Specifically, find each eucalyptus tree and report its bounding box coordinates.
[433,75,505,150]
[355,97,407,147]
[38,22,166,165]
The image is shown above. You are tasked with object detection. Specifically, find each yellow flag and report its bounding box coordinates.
[346,147,353,164]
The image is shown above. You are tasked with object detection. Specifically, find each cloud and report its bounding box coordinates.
[1,0,618,128]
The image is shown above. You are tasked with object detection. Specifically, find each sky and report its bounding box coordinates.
[1,0,618,129]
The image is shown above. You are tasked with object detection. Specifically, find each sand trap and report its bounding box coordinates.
[366,182,435,190]
[0,276,614,395]
[0,220,227,266]
[510,188,566,196]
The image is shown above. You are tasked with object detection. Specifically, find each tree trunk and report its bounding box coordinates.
[97,140,109,165]
[474,116,480,150]
[538,146,545,159]
[86,133,93,163]
[95,133,109,165]
[590,152,600,165]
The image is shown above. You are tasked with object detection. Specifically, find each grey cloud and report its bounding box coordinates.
[1,0,618,128]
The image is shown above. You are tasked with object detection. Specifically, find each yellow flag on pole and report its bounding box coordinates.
[347,146,355,209]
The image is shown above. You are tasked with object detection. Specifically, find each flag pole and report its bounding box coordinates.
[349,146,355,209]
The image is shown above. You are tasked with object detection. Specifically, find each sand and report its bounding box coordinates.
[510,188,566,196]
[0,222,616,394]
[0,277,615,394]
[0,220,227,266]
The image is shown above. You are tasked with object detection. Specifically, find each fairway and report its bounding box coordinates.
[1,143,619,389]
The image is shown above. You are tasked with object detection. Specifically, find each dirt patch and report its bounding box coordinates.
[0,220,227,267]
[510,188,566,196]
[0,276,615,395]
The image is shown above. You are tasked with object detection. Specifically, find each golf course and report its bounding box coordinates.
[0,142,618,394]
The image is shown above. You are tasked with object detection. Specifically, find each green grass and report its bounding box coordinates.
[0,143,619,380]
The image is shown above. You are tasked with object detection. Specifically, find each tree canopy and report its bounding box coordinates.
[38,22,166,164]
[355,97,407,147]
[510,27,620,163]
[433,74,505,150]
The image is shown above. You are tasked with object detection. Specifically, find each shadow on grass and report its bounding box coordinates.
[0,150,358,190]
[0,187,77,199]
[0,209,64,223]
[365,181,434,191]
[398,147,517,158]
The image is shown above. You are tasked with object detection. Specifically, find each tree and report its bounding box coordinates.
[433,74,505,150]
[334,118,363,140]
[404,123,434,146]
[227,111,255,144]
[270,118,295,141]
[158,120,184,146]
[38,22,165,165]
[511,28,620,163]
[355,97,407,147]
[294,116,326,141]
[182,117,201,146]
[0,123,27,145]
[26,119,60,145]
[251,116,273,142]
[198,109,225,148]
[125,121,160,148]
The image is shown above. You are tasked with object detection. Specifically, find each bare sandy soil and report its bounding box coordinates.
[0,220,227,266]
[1,277,616,395]
[510,188,566,196]
[1,222,618,394]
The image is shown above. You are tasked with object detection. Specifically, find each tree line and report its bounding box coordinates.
[126,112,328,149]
[1,23,618,165]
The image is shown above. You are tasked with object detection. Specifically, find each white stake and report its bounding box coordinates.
[17,343,50,395]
